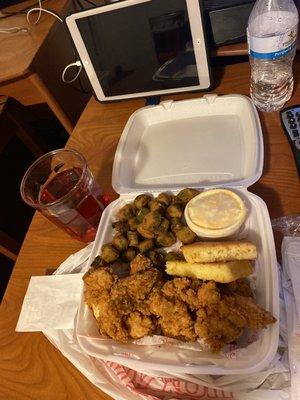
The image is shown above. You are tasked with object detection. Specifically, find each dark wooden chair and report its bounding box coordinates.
[0,95,48,261]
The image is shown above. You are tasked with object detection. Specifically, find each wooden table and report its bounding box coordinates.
[0,58,299,400]
[0,0,90,133]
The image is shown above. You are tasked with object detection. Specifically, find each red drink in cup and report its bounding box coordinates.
[20,149,109,242]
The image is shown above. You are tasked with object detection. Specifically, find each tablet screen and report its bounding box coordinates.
[76,0,200,97]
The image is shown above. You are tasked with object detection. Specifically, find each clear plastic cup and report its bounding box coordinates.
[20,148,109,242]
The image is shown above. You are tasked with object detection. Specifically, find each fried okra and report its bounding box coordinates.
[138,239,154,253]
[127,231,139,247]
[157,192,172,206]
[112,234,128,252]
[106,189,200,271]
[136,207,150,223]
[165,251,184,261]
[166,203,182,219]
[175,226,198,245]
[91,256,108,268]
[137,224,155,239]
[101,244,119,263]
[128,217,139,231]
[149,200,165,214]
[171,196,184,206]
[142,211,162,232]
[148,250,165,268]
[116,204,134,221]
[156,231,176,247]
[112,221,129,234]
[123,247,137,262]
[154,217,169,234]
[134,194,152,210]
[170,218,184,234]
[176,188,200,204]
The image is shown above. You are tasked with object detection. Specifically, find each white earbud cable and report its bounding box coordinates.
[27,0,63,25]
[62,61,83,83]
[0,26,28,33]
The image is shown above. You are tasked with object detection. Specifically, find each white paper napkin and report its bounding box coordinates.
[16,273,84,332]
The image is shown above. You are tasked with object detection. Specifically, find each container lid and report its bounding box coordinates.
[112,94,264,195]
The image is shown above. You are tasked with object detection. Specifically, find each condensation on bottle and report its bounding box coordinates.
[247,0,299,112]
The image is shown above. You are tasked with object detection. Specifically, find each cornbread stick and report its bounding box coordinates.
[181,241,257,263]
[166,260,253,283]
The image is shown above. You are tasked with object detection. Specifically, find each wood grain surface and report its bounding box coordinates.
[0,58,299,400]
[0,0,68,84]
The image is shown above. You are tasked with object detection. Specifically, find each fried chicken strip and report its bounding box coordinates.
[84,267,164,342]
[194,281,276,352]
[149,289,196,341]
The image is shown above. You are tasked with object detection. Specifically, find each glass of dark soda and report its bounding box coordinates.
[20,148,109,242]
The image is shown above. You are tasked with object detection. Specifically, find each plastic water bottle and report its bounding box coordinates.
[247,0,299,112]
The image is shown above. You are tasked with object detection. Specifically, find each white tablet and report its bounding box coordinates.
[66,0,211,101]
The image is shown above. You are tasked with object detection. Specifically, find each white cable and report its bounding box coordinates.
[0,26,28,34]
[27,7,63,25]
[62,61,83,83]
[32,0,42,25]
[26,0,42,25]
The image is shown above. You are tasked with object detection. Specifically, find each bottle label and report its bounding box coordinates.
[247,24,298,59]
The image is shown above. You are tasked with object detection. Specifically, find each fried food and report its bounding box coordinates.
[110,259,130,278]
[134,194,152,210]
[85,189,276,352]
[166,260,253,283]
[148,250,165,269]
[84,267,276,351]
[228,294,276,330]
[112,220,129,234]
[156,231,176,247]
[195,299,246,352]
[136,207,150,223]
[127,231,139,247]
[99,190,198,273]
[219,278,253,297]
[84,266,164,342]
[116,204,134,221]
[149,200,165,214]
[165,251,184,262]
[176,188,200,204]
[149,289,196,341]
[166,203,182,219]
[138,239,154,253]
[181,240,257,263]
[125,312,156,339]
[175,226,198,245]
[157,192,172,206]
[90,255,107,268]
[142,211,162,232]
[123,247,137,262]
[112,234,128,252]
[128,217,139,231]
[162,277,202,309]
[161,279,275,353]
[194,282,276,352]
[84,267,115,294]
[170,218,183,234]
[154,217,169,233]
[101,244,119,263]
[137,223,155,239]
[130,254,152,274]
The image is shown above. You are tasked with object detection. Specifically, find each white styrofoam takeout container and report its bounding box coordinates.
[75,94,279,375]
